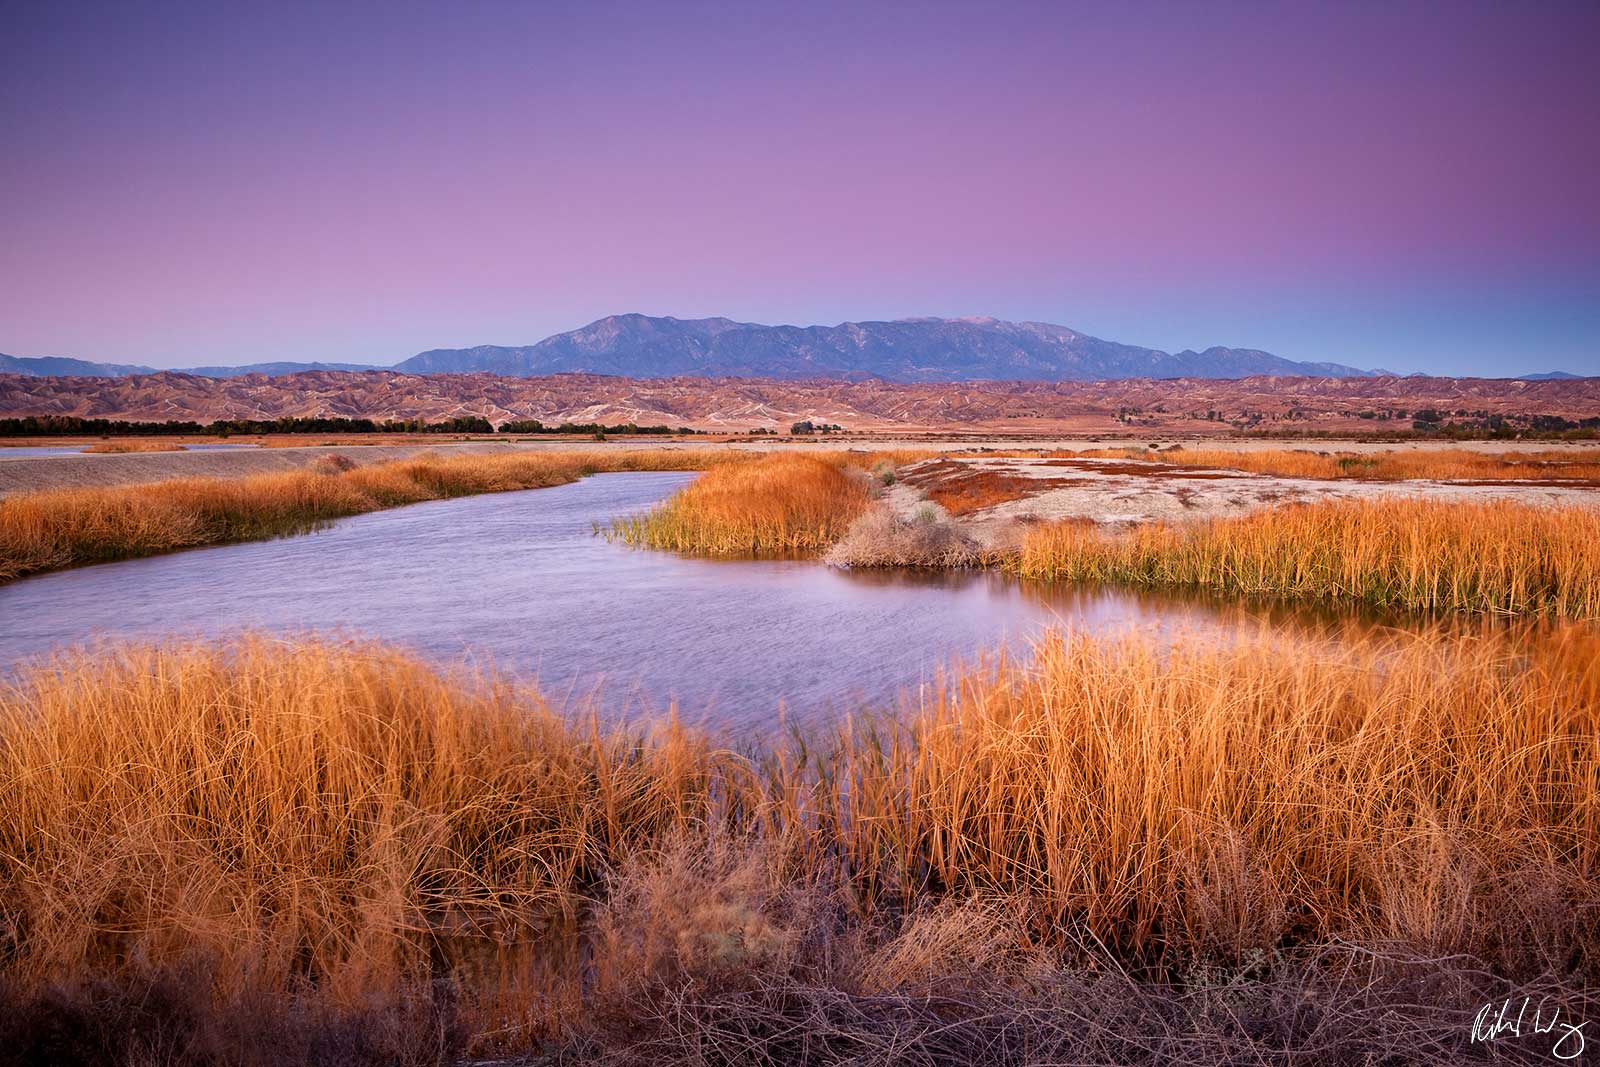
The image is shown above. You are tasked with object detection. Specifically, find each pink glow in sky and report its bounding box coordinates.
[2,1,1597,375]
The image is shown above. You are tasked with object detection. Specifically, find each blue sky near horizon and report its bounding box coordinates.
[1,1,1596,376]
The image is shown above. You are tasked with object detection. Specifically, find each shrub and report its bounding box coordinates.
[823,507,984,568]
[310,453,359,475]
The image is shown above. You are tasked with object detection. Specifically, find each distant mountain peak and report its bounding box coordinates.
[0,352,156,377]
[387,314,1378,382]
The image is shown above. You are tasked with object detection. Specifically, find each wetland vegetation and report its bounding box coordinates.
[3,441,1599,1064]
[609,447,1600,619]
[2,625,1595,1063]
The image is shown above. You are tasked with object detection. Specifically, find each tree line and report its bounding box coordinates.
[498,420,700,435]
[0,416,702,437]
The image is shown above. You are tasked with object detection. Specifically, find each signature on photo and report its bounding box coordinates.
[1472,996,1587,1061]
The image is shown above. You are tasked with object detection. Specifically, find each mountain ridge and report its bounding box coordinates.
[0,353,159,377]
[3,314,1382,382]
[387,314,1384,381]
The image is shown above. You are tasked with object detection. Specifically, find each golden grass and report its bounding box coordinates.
[802,625,1600,962]
[78,440,190,453]
[0,448,742,583]
[825,447,940,470]
[608,452,873,556]
[609,453,1600,618]
[1,627,1595,1048]
[0,636,733,1032]
[1067,445,1600,482]
[1012,497,1600,617]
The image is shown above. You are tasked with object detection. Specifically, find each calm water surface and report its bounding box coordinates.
[0,472,1309,728]
[0,443,261,459]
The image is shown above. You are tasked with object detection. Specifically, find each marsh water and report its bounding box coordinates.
[0,443,263,459]
[0,472,1337,728]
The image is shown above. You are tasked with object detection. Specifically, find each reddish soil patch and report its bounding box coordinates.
[900,459,1084,515]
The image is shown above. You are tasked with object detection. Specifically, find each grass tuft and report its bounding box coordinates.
[1011,497,1600,617]
[608,453,873,556]
[79,440,190,454]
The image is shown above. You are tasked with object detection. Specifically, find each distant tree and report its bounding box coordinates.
[497,418,693,436]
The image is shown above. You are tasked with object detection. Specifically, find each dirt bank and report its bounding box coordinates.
[889,454,1600,545]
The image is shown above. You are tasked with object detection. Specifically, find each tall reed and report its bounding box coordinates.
[2,626,1594,1038]
[1012,497,1600,617]
[789,625,1600,969]
[608,452,872,556]
[0,637,733,1013]
[0,448,741,583]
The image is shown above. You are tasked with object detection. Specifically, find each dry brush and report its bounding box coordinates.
[1,626,1595,1060]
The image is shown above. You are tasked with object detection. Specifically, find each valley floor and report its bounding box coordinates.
[4,432,1599,496]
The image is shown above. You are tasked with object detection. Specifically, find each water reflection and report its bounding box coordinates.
[0,471,1413,730]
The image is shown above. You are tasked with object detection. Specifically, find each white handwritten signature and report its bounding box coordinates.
[1471,996,1587,1060]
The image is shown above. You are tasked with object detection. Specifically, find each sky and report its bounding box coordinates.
[2,1,1597,376]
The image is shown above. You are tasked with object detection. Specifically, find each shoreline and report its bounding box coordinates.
[5,432,1600,497]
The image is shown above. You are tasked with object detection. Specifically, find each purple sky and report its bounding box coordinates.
[3,1,1597,376]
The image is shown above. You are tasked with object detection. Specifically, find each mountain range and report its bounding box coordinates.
[383,315,1389,381]
[0,354,378,378]
[2,315,1586,383]
[0,314,1371,382]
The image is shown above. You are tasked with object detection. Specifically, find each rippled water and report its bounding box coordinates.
[0,472,1321,728]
